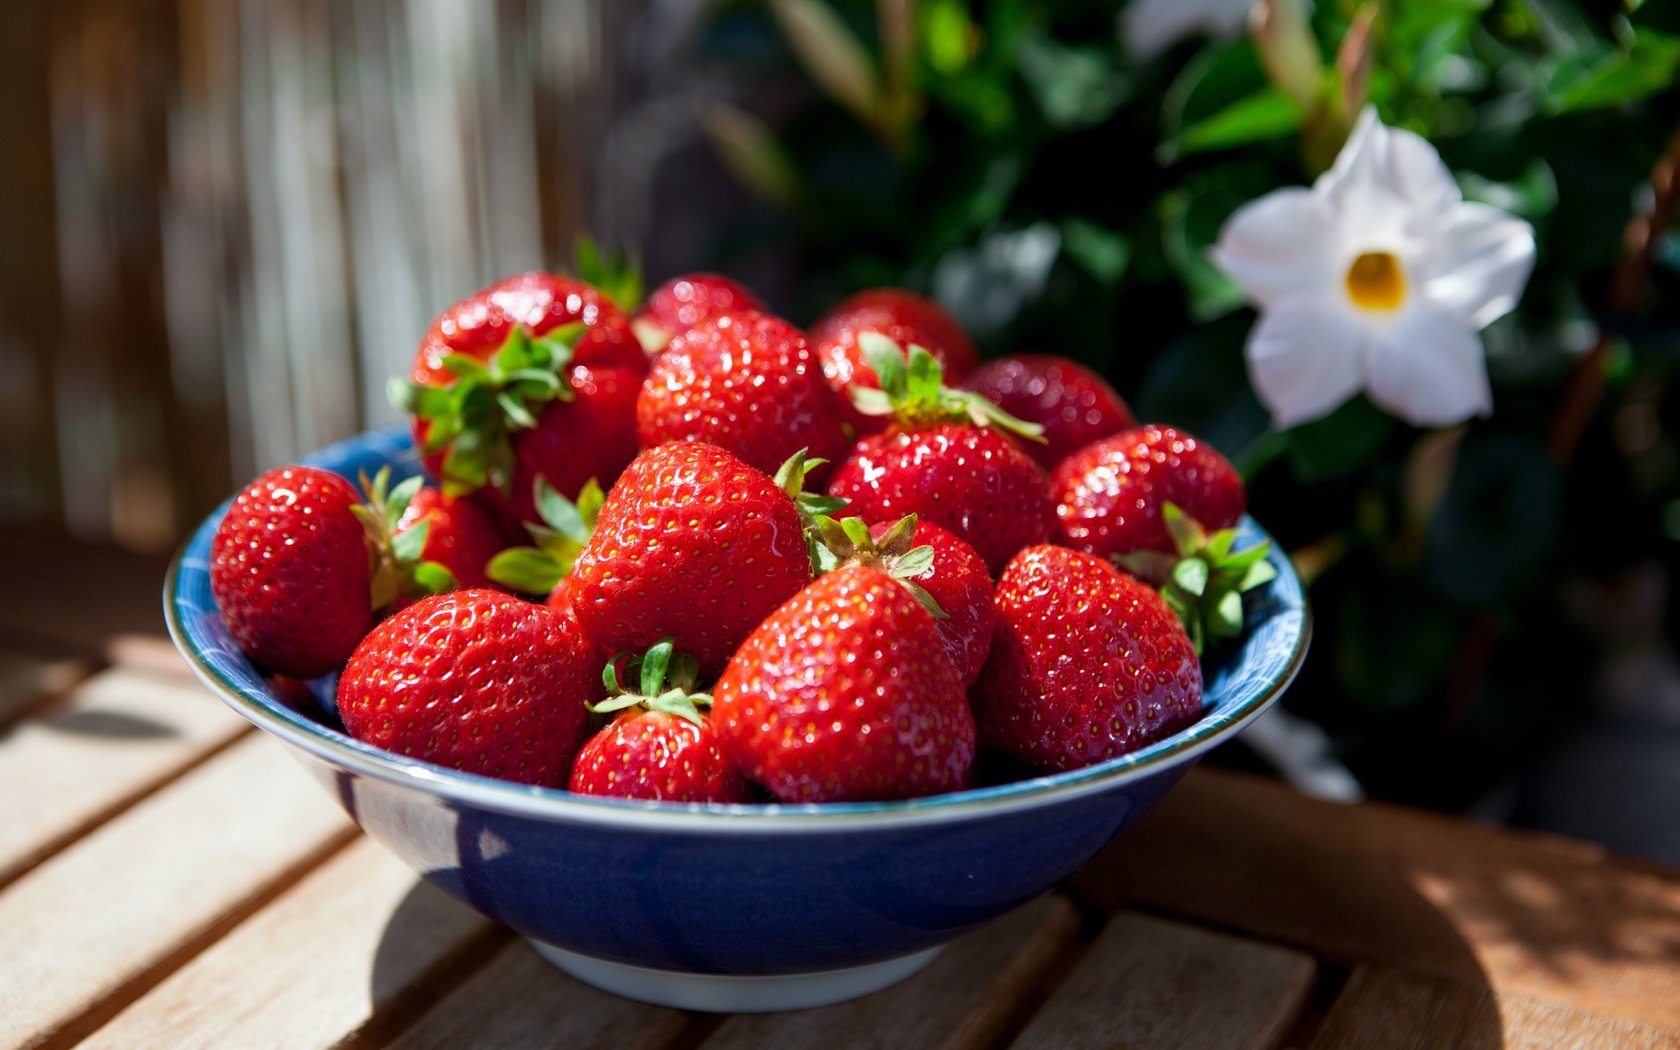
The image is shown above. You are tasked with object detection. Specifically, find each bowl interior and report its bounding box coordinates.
[166,426,1310,824]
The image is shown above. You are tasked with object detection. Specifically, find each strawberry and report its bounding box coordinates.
[973,545,1202,772]
[825,337,1054,575]
[211,466,455,677]
[632,272,766,354]
[810,514,994,688]
[568,443,818,675]
[337,588,597,786]
[392,271,647,530]
[636,310,850,478]
[486,478,605,602]
[568,638,754,803]
[713,565,975,803]
[810,288,978,435]
[393,486,506,596]
[963,354,1136,470]
[1052,425,1246,565]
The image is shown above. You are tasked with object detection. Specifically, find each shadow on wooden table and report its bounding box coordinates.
[1073,766,1680,1046]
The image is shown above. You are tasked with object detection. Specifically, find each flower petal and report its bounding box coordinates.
[1414,202,1537,328]
[1363,302,1491,427]
[1212,188,1340,309]
[1316,107,1460,247]
[1244,295,1369,428]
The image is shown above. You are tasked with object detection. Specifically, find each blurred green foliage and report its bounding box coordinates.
[696,0,1680,808]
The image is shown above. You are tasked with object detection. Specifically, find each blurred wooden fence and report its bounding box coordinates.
[0,0,734,553]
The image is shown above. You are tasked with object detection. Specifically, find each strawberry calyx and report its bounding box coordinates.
[588,636,712,727]
[573,235,643,315]
[351,467,459,611]
[1116,502,1276,656]
[851,333,1045,442]
[388,322,587,498]
[486,477,605,596]
[772,448,852,572]
[810,513,948,620]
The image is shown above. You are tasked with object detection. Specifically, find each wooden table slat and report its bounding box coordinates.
[0,666,249,887]
[1070,768,1680,1031]
[1310,965,1680,1050]
[81,836,503,1050]
[702,895,1082,1050]
[1008,911,1314,1050]
[384,940,691,1050]
[0,649,94,727]
[0,734,356,1050]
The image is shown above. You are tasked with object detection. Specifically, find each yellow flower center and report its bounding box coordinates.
[1344,251,1406,312]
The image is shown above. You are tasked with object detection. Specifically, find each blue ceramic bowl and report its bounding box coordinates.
[166,426,1310,1012]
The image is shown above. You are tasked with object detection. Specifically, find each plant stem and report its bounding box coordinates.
[1547,122,1680,464]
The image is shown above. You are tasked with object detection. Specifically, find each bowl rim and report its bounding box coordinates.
[165,427,1311,834]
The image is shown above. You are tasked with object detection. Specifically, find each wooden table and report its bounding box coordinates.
[6,528,1680,1049]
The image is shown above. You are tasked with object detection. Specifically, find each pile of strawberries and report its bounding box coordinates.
[210,263,1274,805]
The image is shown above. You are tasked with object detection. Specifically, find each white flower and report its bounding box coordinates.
[1122,0,1253,60]
[1212,106,1537,429]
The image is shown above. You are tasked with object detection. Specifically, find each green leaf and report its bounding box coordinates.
[588,693,645,716]
[640,638,674,699]
[1060,219,1130,286]
[769,0,882,128]
[1174,87,1303,159]
[1211,590,1244,638]
[702,103,802,209]
[441,353,491,382]
[486,547,564,595]
[893,544,935,579]
[858,333,908,399]
[647,692,706,727]
[903,580,949,620]
[1171,557,1210,598]
[573,236,644,311]
[1015,29,1129,130]
[905,345,945,404]
[839,516,873,550]
[850,388,896,417]
[534,478,591,542]
[1240,559,1279,591]
[386,474,424,524]
[874,514,919,553]
[390,518,429,564]
[1547,27,1680,113]
[409,561,457,596]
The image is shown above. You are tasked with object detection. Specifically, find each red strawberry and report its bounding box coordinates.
[1052,425,1245,565]
[810,514,994,688]
[825,338,1053,575]
[568,443,815,675]
[568,638,754,803]
[395,271,647,530]
[212,467,372,677]
[963,354,1136,469]
[636,311,850,477]
[546,575,577,618]
[337,588,597,786]
[810,288,978,435]
[973,545,1202,772]
[713,565,975,803]
[212,466,456,677]
[632,272,766,354]
[395,487,506,594]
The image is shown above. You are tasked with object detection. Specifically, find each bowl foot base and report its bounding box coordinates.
[525,939,944,1012]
